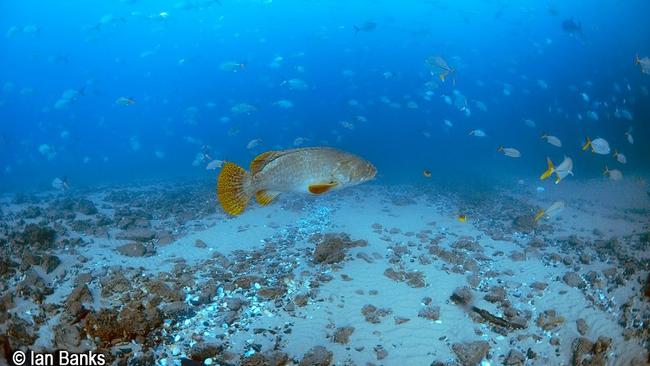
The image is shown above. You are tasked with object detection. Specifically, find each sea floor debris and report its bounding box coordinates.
[0,180,649,365]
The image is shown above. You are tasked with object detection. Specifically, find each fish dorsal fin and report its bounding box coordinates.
[250,151,283,175]
[255,190,281,206]
[308,182,337,195]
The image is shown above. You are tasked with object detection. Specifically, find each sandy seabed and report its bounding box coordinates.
[0,178,649,366]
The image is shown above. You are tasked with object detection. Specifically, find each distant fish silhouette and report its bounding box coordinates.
[353,21,377,35]
[562,17,584,40]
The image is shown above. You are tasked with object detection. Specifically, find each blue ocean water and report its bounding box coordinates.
[1,0,649,192]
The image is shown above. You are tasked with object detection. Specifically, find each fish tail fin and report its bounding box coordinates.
[581,136,591,151]
[540,157,554,180]
[217,162,252,215]
[534,209,545,222]
[353,25,360,35]
[439,72,446,82]
[541,133,547,139]
[497,146,504,152]
[635,54,640,65]
[603,165,609,176]
[613,149,618,157]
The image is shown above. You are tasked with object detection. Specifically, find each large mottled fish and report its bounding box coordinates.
[217,147,376,215]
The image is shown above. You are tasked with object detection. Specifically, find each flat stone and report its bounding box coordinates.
[452,341,489,366]
[116,242,146,257]
[115,228,155,242]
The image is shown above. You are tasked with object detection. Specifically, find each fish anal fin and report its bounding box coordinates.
[217,162,251,216]
[308,182,337,195]
[255,190,280,206]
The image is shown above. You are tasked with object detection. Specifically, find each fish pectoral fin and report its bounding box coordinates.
[308,182,337,195]
[255,190,281,206]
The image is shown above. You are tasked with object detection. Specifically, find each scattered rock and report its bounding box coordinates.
[116,242,147,257]
[75,199,98,215]
[536,310,565,331]
[332,326,354,344]
[513,215,536,233]
[298,346,333,366]
[312,233,367,264]
[484,287,507,304]
[418,305,440,321]
[530,282,548,291]
[576,318,588,336]
[571,336,611,366]
[452,341,490,366]
[504,349,525,366]
[450,286,472,306]
[115,228,156,242]
[374,345,388,360]
[563,272,586,289]
[41,254,61,273]
[361,304,392,324]
[20,224,56,249]
[510,251,526,261]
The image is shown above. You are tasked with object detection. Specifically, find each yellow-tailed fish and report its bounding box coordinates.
[540,156,573,184]
[603,165,623,181]
[217,147,376,215]
[582,136,610,155]
[535,200,565,221]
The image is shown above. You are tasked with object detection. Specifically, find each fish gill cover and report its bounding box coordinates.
[1,0,650,365]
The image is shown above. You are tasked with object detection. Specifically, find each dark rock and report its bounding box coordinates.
[116,242,147,257]
[41,254,61,273]
[374,345,388,360]
[510,251,526,261]
[576,318,588,336]
[115,228,156,242]
[452,341,490,366]
[536,310,564,331]
[504,349,525,366]
[530,282,548,291]
[484,287,507,304]
[450,286,472,305]
[20,224,56,249]
[361,304,392,324]
[418,305,440,321]
[332,326,354,344]
[75,199,98,215]
[257,286,286,300]
[188,342,223,362]
[563,272,586,289]
[298,345,333,366]
[311,232,367,264]
[513,215,535,233]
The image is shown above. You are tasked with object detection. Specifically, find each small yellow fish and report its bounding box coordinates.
[217,147,376,215]
[457,215,467,223]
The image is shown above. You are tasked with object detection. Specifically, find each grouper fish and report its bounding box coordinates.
[217,147,376,215]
